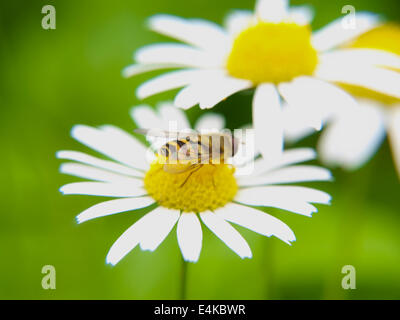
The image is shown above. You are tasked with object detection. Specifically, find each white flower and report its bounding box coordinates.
[283,23,400,176]
[58,103,331,264]
[123,0,397,164]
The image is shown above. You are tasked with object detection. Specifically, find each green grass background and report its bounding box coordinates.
[0,0,399,299]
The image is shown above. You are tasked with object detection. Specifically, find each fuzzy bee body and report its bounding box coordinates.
[135,129,239,178]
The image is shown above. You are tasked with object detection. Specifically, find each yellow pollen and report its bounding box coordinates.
[339,23,400,106]
[144,160,238,213]
[226,22,318,84]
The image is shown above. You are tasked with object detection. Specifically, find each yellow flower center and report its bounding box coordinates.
[144,160,238,213]
[226,22,318,84]
[340,24,400,106]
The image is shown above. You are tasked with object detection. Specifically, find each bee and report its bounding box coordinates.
[134,128,240,186]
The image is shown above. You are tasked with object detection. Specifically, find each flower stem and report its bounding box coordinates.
[180,258,188,300]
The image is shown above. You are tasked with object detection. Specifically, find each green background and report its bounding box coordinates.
[0,0,399,299]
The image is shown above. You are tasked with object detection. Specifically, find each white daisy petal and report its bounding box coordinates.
[238,165,332,186]
[318,101,386,170]
[316,64,400,99]
[136,69,213,100]
[130,105,164,129]
[158,102,191,130]
[139,207,180,251]
[312,12,380,52]
[195,113,225,132]
[135,44,219,68]
[253,83,283,162]
[240,186,331,204]
[282,102,319,143]
[174,84,202,110]
[200,211,252,259]
[60,163,140,183]
[122,63,182,78]
[388,107,400,177]
[217,203,295,244]
[235,188,320,216]
[224,10,253,36]
[60,181,145,198]
[56,151,144,177]
[279,77,359,131]
[106,213,150,265]
[71,125,148,170]
[148,14,229,52]
[256,0,289,23]
[198,76,252,109]
[177,213,203,262]
[250,148,316,175]
[288,5,314,25]
[319,49,400,71]
[76,197,154,224]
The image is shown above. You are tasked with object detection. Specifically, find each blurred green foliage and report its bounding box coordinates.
[0,0,399,299]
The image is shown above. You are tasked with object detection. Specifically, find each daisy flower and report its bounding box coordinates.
[124,0,393,163]
[57,103,331,264]
[283,23,400,176]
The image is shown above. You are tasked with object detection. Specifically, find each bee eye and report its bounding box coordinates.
[186,136,190,141]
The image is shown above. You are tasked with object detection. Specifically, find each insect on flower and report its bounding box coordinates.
[135,128,240,186]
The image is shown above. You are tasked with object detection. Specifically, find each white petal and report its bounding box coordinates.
[250,148,316,175]
[173,70,228,109]
[60,163,140,183]
[174,84,202,110]
[60,181,145,198]
[287,5,314,25]
[177,213,203,262]
[279,77,359,132]
[57,151,144,177]
[136,69,212,100]
[319,49,400,71]
[242,185,331,204]
[224,10,253,36]
[255,0,289,23]
[282,102,318,143]
[130,105,164,129]
[253,83,283,162]
[318,101,386,170]
[195,113,225,132]
[200,211,252,259]
[316,64,400,99]
[139,207,180,251]
[198,76,252,109]
[217,203,295,244]
[76,197,154,223]
[135,43,220,68]
[388,107,400,177]
[158,102,191,130]
[106,212,150,265]
[148,14,230,53]
[238,165,332,186]
[71,125,148,170]
[235,187,321,216]
[122,63,182,78]
[312,12,380,52]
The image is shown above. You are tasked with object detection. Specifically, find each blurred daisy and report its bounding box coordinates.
[58,103,331,264]
[124,0,392,162]
[284,23,400,176]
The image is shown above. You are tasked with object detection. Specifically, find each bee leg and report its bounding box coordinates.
[180,165,202,188]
